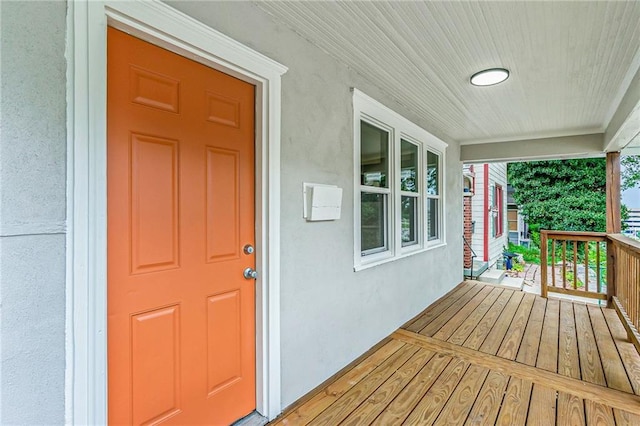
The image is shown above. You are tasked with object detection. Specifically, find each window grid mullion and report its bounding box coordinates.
[361,186,392,195]
[390,131,396,256]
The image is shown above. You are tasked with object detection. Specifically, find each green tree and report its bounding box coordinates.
[507,158,607,237]
[622,155,640,191]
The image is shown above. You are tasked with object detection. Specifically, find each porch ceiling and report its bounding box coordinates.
[255,1,640,151]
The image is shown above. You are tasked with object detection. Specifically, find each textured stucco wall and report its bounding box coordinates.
[168,1,464,408]
[0,1,67,424]
[0,0,464,420]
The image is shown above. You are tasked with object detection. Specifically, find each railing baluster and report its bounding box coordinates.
[573,241,578,290]
[624,251,637,324]
[629,254,632,325]
[626,250,630,317]
[629,256,640,329]
[607,238,616,308]
[633,254,638,328]
[552,239,556,288]
[541,231,548,299]
[596,242,601,293]
[636,256,639,330]
[562,241,567,289]
[584,242,589,292]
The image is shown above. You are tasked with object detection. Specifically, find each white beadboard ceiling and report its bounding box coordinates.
[255,1,640,145]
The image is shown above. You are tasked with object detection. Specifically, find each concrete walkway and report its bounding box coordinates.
[522,263,542,294]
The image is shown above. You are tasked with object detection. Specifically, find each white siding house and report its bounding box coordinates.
[469,163,509,269]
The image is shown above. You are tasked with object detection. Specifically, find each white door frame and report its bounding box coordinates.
[65,1,287,423]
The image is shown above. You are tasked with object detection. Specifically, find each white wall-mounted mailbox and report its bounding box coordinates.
[303,183,343,221]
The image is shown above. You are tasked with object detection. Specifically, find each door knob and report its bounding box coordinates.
[243,267,258,280]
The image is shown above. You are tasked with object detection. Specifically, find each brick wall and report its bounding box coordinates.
[464,195,473,268]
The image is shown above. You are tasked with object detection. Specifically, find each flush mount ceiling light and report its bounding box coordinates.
[470,68,510,86]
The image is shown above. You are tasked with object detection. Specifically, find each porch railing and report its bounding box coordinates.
[607,234,640,353]
[540,231,608,300]
[540,230,640,352]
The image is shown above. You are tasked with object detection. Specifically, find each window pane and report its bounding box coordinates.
[427,151,439,195]
[401,196,418,246]
[361,193,387,253]
[361,121,389,188]
[400,140,418,192]
[427,198,439,241]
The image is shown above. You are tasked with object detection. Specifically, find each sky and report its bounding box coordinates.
[623,187,640,209]
[621,156,640,209]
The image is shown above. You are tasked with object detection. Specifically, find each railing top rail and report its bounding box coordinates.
[540,231,640,254]
[607,233,640,257]
[541,230,607,242]
[541,230,607,238]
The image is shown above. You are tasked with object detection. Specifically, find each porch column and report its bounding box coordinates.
[606,152,621,234]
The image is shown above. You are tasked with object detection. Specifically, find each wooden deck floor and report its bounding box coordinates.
[269,281,640,425]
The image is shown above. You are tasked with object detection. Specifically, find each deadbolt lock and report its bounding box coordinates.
[243,267,258,280]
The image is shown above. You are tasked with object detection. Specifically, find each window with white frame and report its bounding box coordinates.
[492,184,504,238]
[353,89,447,270]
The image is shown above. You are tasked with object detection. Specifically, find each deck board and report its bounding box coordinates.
[479,291,525,354]
[269,282,640,426]
[273,340,405,425]
[495,292,535,360]
[588,306,640,424]
[466,370,508,425]
[515,296,546,365]
[405,282,475,333]
[448,286,504,346]
[527,384,557,425]
[463,289,513,350]
[307,344,418,425]
[556,301,585,425]
[432,285,494,341]
[495,377,533,425]
[402,357,470,425]
[419,284,485,336]
[574,304,615,424]
[340,348,434,426]
[370,353,452,425]
[434,364,490,424]
[495,296,547,424]
[604,308,640,394]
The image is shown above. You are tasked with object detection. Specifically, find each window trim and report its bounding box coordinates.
[398,135,422,250]
[353,89,448,271]
[493,184,504,238]
[426,150,442,242]
[359,117,395,262]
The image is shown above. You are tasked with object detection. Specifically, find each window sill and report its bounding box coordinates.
[354,242,447,272]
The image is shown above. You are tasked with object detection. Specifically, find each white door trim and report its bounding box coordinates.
[65,1,287,423]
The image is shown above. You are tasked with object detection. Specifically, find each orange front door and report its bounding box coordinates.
[107,28,256,425]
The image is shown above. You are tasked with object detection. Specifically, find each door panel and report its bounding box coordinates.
[108,27,256,425]
[207,290,242,396]
[130,134,180,273]
[206,148,241,262]
[131,305,181,425]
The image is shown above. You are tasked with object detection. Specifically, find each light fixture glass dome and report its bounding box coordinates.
[470,68,510,86]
